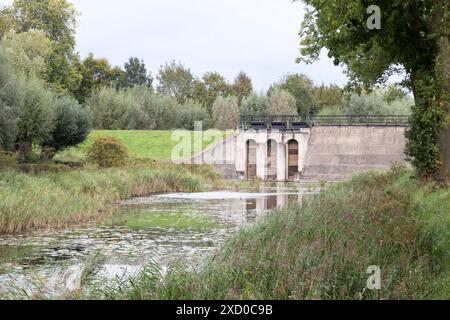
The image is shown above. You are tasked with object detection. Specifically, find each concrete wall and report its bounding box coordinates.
[186,126,408,181]
[302,126,408,181]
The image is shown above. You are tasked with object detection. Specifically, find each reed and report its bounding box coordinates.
[0,164,220,234]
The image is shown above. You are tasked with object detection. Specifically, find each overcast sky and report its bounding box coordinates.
[1,0,349,91]
[70,0,348,91]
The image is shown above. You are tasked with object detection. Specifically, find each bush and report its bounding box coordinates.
[42,95,91,154]
[86,136,129,168]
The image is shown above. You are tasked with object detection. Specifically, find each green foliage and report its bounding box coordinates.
[119,57,153,90]
[406,76,446,178]
[345,91,413,116]
[0,0,82,95]
[15,76,55,161]
[297,0,449,178]
[194,71,232,112]
[157,60,195,104]
[176,101,212,130]
[231,71,253,106]
[267,88,298,116]
[88,87,146,130]
[240,92,268,117]
[0,29,54,78]
[212,96,239,130]
[86,136,128,168]
[310,84,343,112]
[383,85,407,103]
[0,50,20,150]
[42,95,91,153]
[74,53,123,104]
[274,73,314,115]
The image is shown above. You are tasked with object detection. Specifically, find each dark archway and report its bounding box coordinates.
[287,139,299,181]
[246,139,257,179]
[266,139,278,180]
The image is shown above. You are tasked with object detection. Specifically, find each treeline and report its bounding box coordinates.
[0,0,414,162]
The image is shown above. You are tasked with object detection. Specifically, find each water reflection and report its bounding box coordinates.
[0,183,314,298]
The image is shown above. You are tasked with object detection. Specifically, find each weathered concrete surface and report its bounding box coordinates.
[302,126,408,181]
[185,126,408,181]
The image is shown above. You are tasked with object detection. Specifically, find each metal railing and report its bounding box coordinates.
[312,115,410,127]
[240,115,410,130]
[240,115,311,131]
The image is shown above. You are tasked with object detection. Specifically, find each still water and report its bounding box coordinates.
[0,183,317,298]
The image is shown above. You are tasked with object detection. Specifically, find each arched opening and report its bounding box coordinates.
[266,139,278,180]
[287,139,299,181]
[246,139,257,179]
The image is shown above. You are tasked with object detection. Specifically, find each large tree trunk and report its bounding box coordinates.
[433,1,450,181]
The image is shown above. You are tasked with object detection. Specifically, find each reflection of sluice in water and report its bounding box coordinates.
[240,192,303,218]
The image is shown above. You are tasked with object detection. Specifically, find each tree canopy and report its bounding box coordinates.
[298,0,450,179]
[0,0,82,95]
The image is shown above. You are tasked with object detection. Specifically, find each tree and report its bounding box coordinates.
[88,87,145,130]
[157,60,195,104]
[232,71,253,106]
[74,53,123,104]
[176,101,212,130]
[272,73,315,116]
[211,96,239,130]
[0,29,54,78]
[0,49,20,150]
[267,89,298,116]
[15,77,55,162]
[0,0,82,95]
[240,93,268,117]
[383,84,407,104]
[41,95,90,156]
[298,0,450,179]
[120,57,153,89]
[310,84,344,112]
[195,72,232,112]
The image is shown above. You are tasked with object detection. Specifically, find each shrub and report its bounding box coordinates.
[86,136,129,168]
[41,95,91,155]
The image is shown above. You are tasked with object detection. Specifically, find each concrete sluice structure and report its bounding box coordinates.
[189,116,409,182]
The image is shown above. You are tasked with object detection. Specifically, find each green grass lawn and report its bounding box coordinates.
[58,130,229,161]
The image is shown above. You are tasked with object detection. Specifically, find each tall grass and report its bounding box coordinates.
[0,164,220,234]
[97,168,450,300]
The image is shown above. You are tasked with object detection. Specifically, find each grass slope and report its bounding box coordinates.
[58,130,228,161]
[95,167,450,300]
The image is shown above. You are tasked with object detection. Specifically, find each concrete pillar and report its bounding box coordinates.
[277,142,287,181]
[256,142,266,179]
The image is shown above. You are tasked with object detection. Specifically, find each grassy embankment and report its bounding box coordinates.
[0,130,225,234]
[94,167,450,300]
[57,130,228,161]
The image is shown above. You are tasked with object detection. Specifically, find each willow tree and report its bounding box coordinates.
[298,1,450,180]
